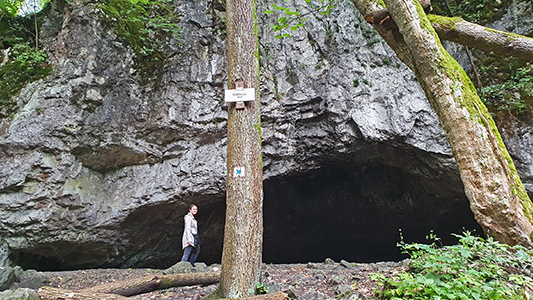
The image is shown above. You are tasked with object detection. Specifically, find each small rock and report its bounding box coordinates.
[163,261,193,274]
[400,259,411,267]
[302,290,326,299]
[324,258,335,265]
[286,287,298,299]
[313,270,326,280]
[340,260,355,268]
[327,275,343,285]
[203,283,218,295]
[0,267,14,291]
[347,290,368,299]
[193,262,207,272]
[335,284,352,295]
[0,288,39,300]
[307,262,321,269]
[266,282,282,293]
[11,269,49,290]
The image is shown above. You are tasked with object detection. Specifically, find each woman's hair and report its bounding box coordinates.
[189,204,197,211]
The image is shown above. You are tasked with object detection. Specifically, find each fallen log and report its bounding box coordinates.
[236,291,290,300]
[78,271,220,296]
[40,286,289,300]
[38,286,128,300]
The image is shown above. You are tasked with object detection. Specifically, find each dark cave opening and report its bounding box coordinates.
[262,164,484,264]
[8,162,485,270]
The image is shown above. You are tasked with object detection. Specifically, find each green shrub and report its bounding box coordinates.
[0,42,52,118]
[431,0,512,24]
[479,64,533,115]
[98,0,181,59]
[372,231,533,299]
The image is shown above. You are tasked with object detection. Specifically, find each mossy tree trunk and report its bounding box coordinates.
[427,15,533,62]
[352,0,533,247]
[216,0,263,297]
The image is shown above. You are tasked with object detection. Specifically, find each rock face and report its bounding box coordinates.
[0,0,531,270]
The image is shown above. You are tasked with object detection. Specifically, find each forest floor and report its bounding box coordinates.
[39,259,409,300]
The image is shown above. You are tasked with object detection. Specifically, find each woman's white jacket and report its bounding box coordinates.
[182,213,198,249]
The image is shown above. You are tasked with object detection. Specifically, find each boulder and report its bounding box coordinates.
[0,288,39,300]
[0,267,14,291]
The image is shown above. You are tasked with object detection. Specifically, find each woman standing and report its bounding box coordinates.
[181,204,200,266]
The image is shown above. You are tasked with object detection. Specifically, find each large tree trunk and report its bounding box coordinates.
[216,0,263,297]
[351,0,533,247]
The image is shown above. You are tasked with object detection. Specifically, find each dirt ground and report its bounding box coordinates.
[38,259,409,300]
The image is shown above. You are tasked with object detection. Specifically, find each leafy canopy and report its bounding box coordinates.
[0,0,25,16]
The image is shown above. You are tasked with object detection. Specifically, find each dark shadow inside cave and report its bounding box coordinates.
[262,164,484,264]
[9,159,485,270]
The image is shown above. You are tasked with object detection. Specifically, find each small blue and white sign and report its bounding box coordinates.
[233,166,246,178]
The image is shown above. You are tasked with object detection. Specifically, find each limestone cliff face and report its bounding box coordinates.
[0,0,531,269]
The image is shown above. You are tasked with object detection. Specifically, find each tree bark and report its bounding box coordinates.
[79,272,220,296]
[216,0,263,297]
[428,15,533,62]
[351,0,533,247]
[363,8,533,62]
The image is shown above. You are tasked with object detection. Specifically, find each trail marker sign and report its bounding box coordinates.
[225,81,255,109]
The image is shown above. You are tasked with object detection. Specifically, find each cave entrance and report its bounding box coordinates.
[262,164,483,263]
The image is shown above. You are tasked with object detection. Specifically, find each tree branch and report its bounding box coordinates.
[362,6,533,62]
[428,14,533,62]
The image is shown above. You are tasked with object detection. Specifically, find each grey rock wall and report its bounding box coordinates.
[0,0,531,269]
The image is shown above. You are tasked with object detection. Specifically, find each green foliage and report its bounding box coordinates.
[477,57,532,115]
[263,0,336,39]
[98,0,181,59]
[0,1,45,49]
[0,42,52,117]
[431,0,512,25]
[0,0,25,16]
[372,231,533,299]
[255,283,269,295]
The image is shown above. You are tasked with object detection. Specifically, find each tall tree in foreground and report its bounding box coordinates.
[216,0,263,297]
[350,0,533,247]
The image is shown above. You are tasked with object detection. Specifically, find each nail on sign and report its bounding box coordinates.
[225,88,255,102]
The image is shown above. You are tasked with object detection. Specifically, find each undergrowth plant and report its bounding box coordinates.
[372,231,533,299]
[263,0,337,39]
[0,42,52,118]
[479,64,533,115]
[431,0,512,24]
[98,0,181,60]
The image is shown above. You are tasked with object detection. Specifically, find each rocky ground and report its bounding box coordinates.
[30,259,409,300]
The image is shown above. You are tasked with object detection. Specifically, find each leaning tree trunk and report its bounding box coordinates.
[216,0,263,297]
[352,0,533,247]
